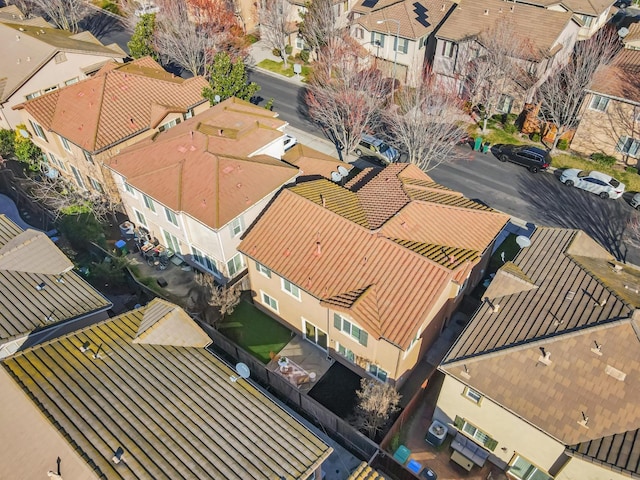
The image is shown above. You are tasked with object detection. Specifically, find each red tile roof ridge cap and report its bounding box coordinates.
[223,103,281,120]
[91,76,109,150]
[402,182,464,196]
[406,199,507,216]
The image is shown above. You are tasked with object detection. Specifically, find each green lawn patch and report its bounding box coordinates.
[219,301,291,363]
[488,234,521,274]
[256,59,310,79]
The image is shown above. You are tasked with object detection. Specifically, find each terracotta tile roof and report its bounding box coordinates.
[354,0,456,40]
[589,48,640,105]
[0,215,111,343]
[282,143,353,180]
[16,57,209,152]
[567,428,640,477]
[392,239,479,269]
[106,98,298,229]
[239,166,507,348]
[2,302,332,479]
[435,0,576,56]
[441,227,640,445]
[0,15,125,102]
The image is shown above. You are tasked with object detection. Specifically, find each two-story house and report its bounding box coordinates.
[349,0,456,87]
[238,164,508,387]
[0,215,111,358]
[434,227,640,480]
[0,4,126,130]
[14,56,210,203]
[105,97,351,282]
[571,47,640,163]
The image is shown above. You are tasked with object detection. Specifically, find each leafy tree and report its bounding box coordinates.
[0,129,15,158]
[58,212,105,249]
[203,51,260,103]
[352,378,401,439]
[128,13,158,60]
[14,125,42,171]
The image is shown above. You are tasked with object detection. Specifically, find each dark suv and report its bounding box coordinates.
[494,145,552,173]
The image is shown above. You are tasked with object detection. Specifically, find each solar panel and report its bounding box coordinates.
[362,0,379,8]
[413,2,431,27]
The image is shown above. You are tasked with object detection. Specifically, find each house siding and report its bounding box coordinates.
[556,456,631,480]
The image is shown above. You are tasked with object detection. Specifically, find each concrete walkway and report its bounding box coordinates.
[0,193,41,231]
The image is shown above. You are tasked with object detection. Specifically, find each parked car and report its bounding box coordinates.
[283,134,297,151]
[134,3,160,16]
[355,134,400,164]
[559,169,625,199]
[494,145,552,173]
[630,193,640,209]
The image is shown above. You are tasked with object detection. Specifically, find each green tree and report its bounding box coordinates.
[202,52,260,104]
[58,212,105,249]
[128,13,157,60]
[0,129,15,158]
[14,125,42,170]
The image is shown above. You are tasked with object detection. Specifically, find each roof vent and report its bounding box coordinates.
[40,29,45,34]
[605,365,626,381]
[613,264,623,273]
[35,281,46,291]
[441,3,446,11]
[578,411,589,428]
[591,340,602,356]
[564,290,575,301]
[510,5,514,12]
[538,347,551,365]
[80,341,91,352]
[624,284,639,293]
[484,8,489,14]
[26,56,30,62]
[460,364,471,379]
[112,447,125,464]
[315,241,322,256]
[484,297,500,313]
[17,58,21,64]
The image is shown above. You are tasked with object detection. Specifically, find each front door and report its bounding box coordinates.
[303,319,327,350]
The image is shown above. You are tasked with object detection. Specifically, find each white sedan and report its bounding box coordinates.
[559,169,625,199]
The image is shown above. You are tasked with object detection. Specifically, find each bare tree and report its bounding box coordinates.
[384,75,469,171]
[536,28,621,150]
[259,0,291,67]
[352,378,401,439]
[21,0,86,32]
[305,37,387,157]
[299,0,339,59]
[192,272,241,326]
[208,283,241,321]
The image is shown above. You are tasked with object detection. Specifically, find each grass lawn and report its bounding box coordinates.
[552,153,640,192]
[257,59,311,79]
[488,234,521,274]
[219,301,292,364]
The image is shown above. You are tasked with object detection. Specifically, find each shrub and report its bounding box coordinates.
[285,45,293,55]
[0,129,14,157]
[100,0,121,14]
[272,48,281,57]
[557,139,569,150]
[590,152,617,167]
[625,166,638,174]
[299,49,310,63]
[531,132,541,142]
[245,34,260,44]
[503,123,518,134]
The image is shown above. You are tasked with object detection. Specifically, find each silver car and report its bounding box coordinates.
[559,169,625,199]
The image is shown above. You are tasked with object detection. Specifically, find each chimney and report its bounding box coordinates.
[538,347,551,365]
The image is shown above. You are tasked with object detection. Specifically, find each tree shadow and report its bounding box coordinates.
[517,172,632,263]
[79,10,126,41]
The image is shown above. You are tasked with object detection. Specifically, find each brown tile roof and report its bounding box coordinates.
[282,143,353,180]
[589,48,640,105]
[441,227,640,446]
[2,302,332,479]
[435,0,576,56]
[624,23,640,44]
[354,0,456,40]
[567,428,640,477]
[15,57,208,152]
[239,165,508,348]
[0,215,111,343]
[106,98,298,229]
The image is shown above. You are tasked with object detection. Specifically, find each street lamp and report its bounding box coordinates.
[376,18,400,101]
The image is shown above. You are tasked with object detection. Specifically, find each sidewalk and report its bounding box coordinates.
[248,40,306,87]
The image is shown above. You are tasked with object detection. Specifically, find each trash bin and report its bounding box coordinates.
[482,142,490,154]
[474,137,483,151]
[115,239,128,255]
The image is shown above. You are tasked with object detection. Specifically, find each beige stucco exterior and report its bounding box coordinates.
[555,455,631,480]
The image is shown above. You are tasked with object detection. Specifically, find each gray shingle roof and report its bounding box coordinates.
[567,428,640,477]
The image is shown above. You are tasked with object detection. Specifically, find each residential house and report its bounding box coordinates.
[0,4,126,130]
[0,297,333,479]
[349,0,456,87]
[238,164,508,387]
[14,57,210,202]
[571,48,640,163]
[105,97,351,282]
[623,22,640,50]
[286,0,354,54]
[434,227,640,480]
[282,142,354,180]
[0,215,111,358]
[432,0,580,113]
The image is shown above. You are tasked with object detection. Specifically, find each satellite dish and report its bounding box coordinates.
[18,128,29,138]
[618,27,629,38]
[330,171,342,183]
[229,362,250,382]
[337,165,349,178]
[516,235,532,248]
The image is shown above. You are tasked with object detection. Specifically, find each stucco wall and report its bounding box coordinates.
[556,456,631,480]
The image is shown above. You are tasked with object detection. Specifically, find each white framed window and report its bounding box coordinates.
[83,150,94,164]
[282,278,301,300]
[590,95,609,112]
[617,136,640,158]
[229,216,245,237]
[261,291,279,312]
[191,245,220,275]
[88,177,104,193]
[578,14,593,27]
[54,52,67,63]
[159,117,181,132]
[336,342,355,362]
[134,209,147,227]
[124,182,136,196]
[49,152,66,171]
[43,85,59,93]
[70,165,85,189]
[394,37,409,54]
[508,456,552,480]
[29,120,47,141]
[333,313,368,346]
[227,253,245,277]
[371,31,385,47]
[419,36,428,49]
[441,40,455,58]
[464,386,483,404]
[183,109,194,120]
[163,229,180,253]
[59,135,72,152]
[142,194,156,213]
[256,261,272,278]
[164,207,178,226]
[354,27,364,39]
[65,77,79,86]
[25,91,41,101]
[497,94,514,114]
[295,37,305,49]
[454,416,497,451]
[368,363,388,382]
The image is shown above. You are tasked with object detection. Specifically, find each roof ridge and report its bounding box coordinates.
[92,71,108,151]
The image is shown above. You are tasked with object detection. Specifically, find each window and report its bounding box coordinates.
[617,136,640,158]
[158,117,181,132]
[124,182,136,196]
[590,95,609,112]
[164,207,178,226]
[497,94,514,114]
[191,246,220,275]
[142,194,156,213]
[25,91,41,100]
[282,278,301,300]
[83,150,94,164]
[261,291,279,312]
[65,77,79,86]
[227,253,245,277]
[441,40,455,58]
[578,14,593,27]
[419,36,428,49]
[49,152,66,171]
[134,209,147,227]
[394,37,409,54]
[405,329,421,356]
[70,165,85,189]
[183,109,194,120]
[43,85,59,93]
[354,27,364,40]
[54,52,67,63]
[508,456,552,480]
[334,313,368,346]
[371,31,385,48]
[368,363,388,382]
[59,135,72,152]
[229,216,245,237]
[336,342,355,362]
[295,36,305,49]
[163,229,180,253]
[88,177,104,193]
[29,120,47,141]
[453,416,497,451]
[256,261,272,278]
[464,387,483,404]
